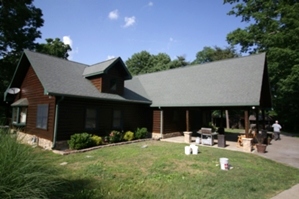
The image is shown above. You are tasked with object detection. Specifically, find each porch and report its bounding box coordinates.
[160,131,255,153]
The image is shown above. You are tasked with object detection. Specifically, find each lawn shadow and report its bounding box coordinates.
[52,178,101,199]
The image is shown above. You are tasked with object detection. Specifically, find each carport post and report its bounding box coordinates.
[186,109,190,132]
[244,109,249,136]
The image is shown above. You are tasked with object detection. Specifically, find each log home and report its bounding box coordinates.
[4,50,272,149]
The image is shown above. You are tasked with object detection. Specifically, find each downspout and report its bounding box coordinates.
[159,107,163,139]
[52,96,64,149]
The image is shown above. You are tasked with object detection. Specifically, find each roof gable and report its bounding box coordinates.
[5,50,149,104]
[83,57,132,80]
[125,53,271,108]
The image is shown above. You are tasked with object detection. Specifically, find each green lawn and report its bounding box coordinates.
[39,140,299,199]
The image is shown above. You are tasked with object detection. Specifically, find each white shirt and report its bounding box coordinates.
[272,123,282,132]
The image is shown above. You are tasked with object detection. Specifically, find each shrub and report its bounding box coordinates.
[109,130,122,143]
[123,131,134,141]
[0,129,66,198]
[91,135,102,145]
[135,127,148,139]
[208,122,217,132]
[67,132,94,150]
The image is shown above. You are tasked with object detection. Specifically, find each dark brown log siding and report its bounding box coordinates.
[152,108,186,135]
[152,108,209,135]
[163,108,186,134]
[88,75,103,92]
[102,66,125,95]
[16,66,56,140]
[56,98,151,141]
[87,64,126,95]
[152,109,161,133]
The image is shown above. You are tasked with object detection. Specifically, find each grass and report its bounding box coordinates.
[37,140,299,199]
[0,130,59,198]
[0,129,95,199]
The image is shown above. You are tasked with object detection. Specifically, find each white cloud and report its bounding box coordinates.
[148,2,153,6]
[108,9,119,20]
[107,55,115,60]
[62,35,78,60]
[63,36,72,48]
[167,37,177,49]
[123,16,136,28]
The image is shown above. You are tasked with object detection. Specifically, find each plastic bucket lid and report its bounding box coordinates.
[220,158,228,164]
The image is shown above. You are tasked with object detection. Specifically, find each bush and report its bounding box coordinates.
[67,132,94,150]
[91,135,102,145]
[135,127,148,139]
[109,130,122,143]
[0,129,66,198]
[123,131,134,141]
[208,122,217,132]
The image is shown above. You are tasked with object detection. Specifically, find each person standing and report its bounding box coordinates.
[272,120,282,140]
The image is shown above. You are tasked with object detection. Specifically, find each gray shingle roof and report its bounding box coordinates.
[125,53,268,107]
[8,50,269,108]
[83,57,132,80]
[22,50,148,103]
[83,57,118,77]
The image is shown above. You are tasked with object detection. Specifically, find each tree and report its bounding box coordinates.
[0,0,44,57]
[168,55,189,69]
[192,46,239,65]
[126,51,186,75]
[126,51,153,75]
[35,38,72,59]
[0,0,44,124]
[149,53,172,73]
[224,0,299,130]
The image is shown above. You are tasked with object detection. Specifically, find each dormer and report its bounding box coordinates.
[83,57,132,96]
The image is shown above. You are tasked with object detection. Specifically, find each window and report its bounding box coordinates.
[11,98,28,127]
[85,108,97,129]
[113,110,123,129]
[12,106,27,126]
[110,79,117,91]
[36,104,49,129]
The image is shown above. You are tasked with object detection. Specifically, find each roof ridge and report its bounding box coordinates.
[191,52,266,67]
[24,49,89,67]
[90,56,120,67]
[134,52,266,78]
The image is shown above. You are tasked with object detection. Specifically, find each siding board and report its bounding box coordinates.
[17,66,55,140]
[57,98,151,141]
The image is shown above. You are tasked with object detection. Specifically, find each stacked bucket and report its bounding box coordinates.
[185,144,199,155]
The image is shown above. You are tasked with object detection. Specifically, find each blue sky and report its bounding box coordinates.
[33,0,246,65]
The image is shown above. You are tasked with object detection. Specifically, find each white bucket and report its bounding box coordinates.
[195,137,200,144]
[185,146,191,155]
[192,146,198,155]
[219,158,229,170]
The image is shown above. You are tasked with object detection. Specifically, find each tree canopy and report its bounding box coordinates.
[125,51,189,76]
[192,46,239,65]
[0,0,44,57]
[0,0,73,123]
[35,38,72,59]
[224,0,299,130]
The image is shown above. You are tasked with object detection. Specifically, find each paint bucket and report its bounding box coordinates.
[219,158,229,170]
[185,146,191,155]
[191,145,198,155]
